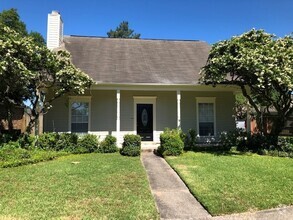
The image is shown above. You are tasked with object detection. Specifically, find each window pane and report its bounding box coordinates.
[71,123,88,133]
[199,122,214,136]
[82,115,88,123]
[71,101,89,132]
[198,103,214,136]
[199,103,214,122]
[76,116,82,123]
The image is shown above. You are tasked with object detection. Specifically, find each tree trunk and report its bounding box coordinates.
[3,102,14,132]
[25,115,38,134]
[7,108,14,132]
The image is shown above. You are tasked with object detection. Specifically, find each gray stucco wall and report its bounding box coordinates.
[44,89,235,138]
[44,95,69,132]
[90,90,116,133]
[181,91,235,134]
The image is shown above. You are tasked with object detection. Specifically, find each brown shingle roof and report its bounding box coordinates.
[63,36,210,85]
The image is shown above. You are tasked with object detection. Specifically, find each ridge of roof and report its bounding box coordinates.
[64,35,206,43]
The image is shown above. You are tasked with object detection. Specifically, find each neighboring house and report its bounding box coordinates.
[44,11,238,148]
[250,115,293,136]
[0,105,25,134]
[0,105,43,135]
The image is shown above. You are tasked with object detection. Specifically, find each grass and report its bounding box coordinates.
[0,153,158,219]
[166,151,293,216]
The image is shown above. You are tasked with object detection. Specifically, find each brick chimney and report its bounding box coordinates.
[47,10,63,50]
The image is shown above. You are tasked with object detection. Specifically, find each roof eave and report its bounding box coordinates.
[90,82,240,92]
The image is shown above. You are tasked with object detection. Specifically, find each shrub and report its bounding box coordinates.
[77,134,99,153]
[37,132,59,150]
[56,133,78,151]
[70,145,89,154]
[120,134,141,156]
[18,134,36,149]
[247,134,272,152]
[98,135,117,153]
[278,136,293,157]
[219,129,246,151]
[158,128,183,156]
[278,136,293,154]
[0,133,17,146]
[37,132,80,152]
[237,133,276,153]
[0,146,68,168]
[0,142,30,162]
[184,129,198,150]
[257,148,269,156]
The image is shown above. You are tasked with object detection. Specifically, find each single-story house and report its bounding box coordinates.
[44,11,238,148]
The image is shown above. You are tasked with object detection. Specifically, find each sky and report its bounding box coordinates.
[0,0,292,44]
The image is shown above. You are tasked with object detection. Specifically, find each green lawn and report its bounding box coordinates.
[166,152,293,216]
[0,153,158,220]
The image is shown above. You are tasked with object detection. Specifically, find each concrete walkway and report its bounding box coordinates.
[141,151,293,220]
[141,151,211,220]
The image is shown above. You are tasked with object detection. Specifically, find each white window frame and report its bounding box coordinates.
[68,96,91,133]
[196,97,216,137]
[133,96,157,140]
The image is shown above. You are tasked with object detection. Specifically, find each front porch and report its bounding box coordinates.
[44,85,237,148]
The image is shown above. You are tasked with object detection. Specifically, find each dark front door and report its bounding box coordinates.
[137,104,153,141]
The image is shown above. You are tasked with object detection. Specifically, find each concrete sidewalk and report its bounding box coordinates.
[212,206,293,220]
[141,151,293,220]
[141,151,211,220]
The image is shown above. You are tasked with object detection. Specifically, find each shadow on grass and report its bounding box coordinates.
[184,146,250,157]
[153,146,250,157]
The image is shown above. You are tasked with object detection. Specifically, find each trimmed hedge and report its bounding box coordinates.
[56,133,79,151]
[77,134,99,153]
[158,129,184,156]
[37,132,60,150]
[98,135,117,153]
[120,134,141,156]
[36,132,99,153]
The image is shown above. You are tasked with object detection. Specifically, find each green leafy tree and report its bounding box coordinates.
[201,29,293,137]
[0,25,32,131]
[0,25,93,132]
[107,21,140,39]
[0,8,45,45]
[25,48,93,132]
[29,31,46,46]
[234,94,248,120]
[0,8,27,35]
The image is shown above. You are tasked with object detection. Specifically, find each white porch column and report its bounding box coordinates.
[177,90,181,129]
[116,90,121,144]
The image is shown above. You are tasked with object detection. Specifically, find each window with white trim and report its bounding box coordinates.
[71,102,89,133]
[196,98,216,136]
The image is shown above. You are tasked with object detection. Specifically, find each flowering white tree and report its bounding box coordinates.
[0,25,93,132]
[201,29,293,136]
